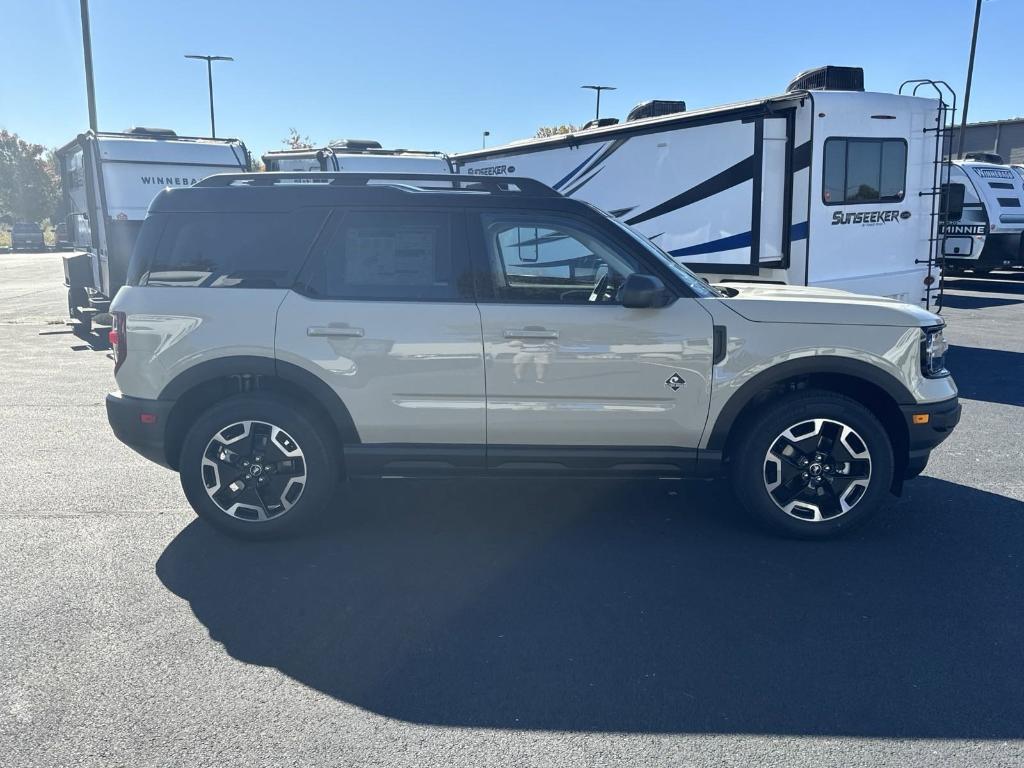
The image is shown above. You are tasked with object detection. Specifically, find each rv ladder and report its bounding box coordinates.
[899,79,959,314]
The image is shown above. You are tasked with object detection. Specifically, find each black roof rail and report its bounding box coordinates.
[193,171,559,196]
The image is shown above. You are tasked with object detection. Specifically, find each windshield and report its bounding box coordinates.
[605,215,722,298]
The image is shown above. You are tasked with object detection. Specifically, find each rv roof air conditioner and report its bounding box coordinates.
[328,139,383,152]
[786,66,865,93]
[124,127,178,137]
[626,100,687,122]
[964,151,1004,164]
[581,118,620,130]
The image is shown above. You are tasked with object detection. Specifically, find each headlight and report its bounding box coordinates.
[921,325,950,378]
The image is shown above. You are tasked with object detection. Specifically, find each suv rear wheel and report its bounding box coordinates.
[179,393,338,539]
[730,390,895,538]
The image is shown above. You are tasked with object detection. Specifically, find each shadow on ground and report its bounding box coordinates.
[157,476,1024,737]
[940,293,1024,310]
[949,345,1024,407]
[38,324,110,352]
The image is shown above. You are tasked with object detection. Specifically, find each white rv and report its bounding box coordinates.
[263,140,452,178]
[56,128,250,331]
[941,156,1024,274]
[453,67,950,309]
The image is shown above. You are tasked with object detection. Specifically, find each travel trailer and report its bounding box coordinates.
[55,128,250,332]
[453,67,954,309]
[263,140,452,178]
[941,157,1024,274]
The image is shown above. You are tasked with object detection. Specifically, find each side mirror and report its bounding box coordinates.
[620,273,667,308]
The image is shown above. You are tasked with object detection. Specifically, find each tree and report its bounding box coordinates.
[283,128,315,149]
[0,131,59,224]
[534,124,581,138]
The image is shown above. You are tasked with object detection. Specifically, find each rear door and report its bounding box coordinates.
[275,207,486,472]
[467,208,715,470]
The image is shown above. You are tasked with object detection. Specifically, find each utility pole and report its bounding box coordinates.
[958,0,983,157]
[184,54,234,138]
[79,0,98,131]
[482,130,490,148]
[581,85,616,122]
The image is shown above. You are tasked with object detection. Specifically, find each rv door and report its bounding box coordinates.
[757,117,788,265]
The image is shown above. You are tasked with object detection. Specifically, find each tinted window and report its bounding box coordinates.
[822,138,907,205]
[479,213,643,304]
[145,210,326,288]
[304,210,463,300]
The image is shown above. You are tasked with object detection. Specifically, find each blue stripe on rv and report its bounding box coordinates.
[668,222,809,258]
[552,146,604,190]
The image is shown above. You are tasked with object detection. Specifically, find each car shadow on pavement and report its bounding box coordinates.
[949,345,1024,407]
[156,475,1024,738]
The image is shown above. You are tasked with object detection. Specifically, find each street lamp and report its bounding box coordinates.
[184,54,234,138]
[482,130,490,148]
[957,0,983,157]
[581,84,616,122]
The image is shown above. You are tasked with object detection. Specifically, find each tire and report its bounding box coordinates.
[729,389,895,539]
[178,393,339,539]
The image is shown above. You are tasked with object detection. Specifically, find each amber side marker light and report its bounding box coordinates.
[912,414,930,425]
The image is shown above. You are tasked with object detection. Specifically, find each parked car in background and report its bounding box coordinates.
[11,221,44,251]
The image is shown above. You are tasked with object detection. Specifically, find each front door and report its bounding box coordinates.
[467,209,715,469]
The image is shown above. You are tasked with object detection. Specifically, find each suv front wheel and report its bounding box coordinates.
[179,393,338,539]
[730,390,895,538]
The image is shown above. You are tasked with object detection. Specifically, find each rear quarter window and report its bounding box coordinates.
[143,209,328,288]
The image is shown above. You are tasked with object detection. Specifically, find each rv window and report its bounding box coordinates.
[478,213,642,304]
[302,210,467,301]
[145,210,326,288]
[822,138,907,205]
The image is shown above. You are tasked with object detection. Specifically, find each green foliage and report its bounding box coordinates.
[534,124,581,138]
[0,131,60,225]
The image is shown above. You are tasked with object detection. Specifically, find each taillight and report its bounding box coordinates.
[110,311,127,373]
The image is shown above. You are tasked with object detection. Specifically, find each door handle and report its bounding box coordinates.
[307,326,364,338]
[503,328,559,340]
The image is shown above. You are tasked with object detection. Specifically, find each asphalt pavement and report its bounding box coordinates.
[1,252,1022,767]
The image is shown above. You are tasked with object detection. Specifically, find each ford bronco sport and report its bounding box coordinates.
[106,172,960,539]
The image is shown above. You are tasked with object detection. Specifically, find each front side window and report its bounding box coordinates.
[145,209,326,288]
[822,138,907,205]
[478,213,643,304]
[303,210,465,301]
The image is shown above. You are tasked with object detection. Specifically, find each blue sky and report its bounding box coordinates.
[2,0,1021,157]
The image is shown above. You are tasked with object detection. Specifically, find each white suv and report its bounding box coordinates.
[106,171,960,539]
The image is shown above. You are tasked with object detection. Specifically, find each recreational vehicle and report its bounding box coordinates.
[263,140,452,178]
[453,67,953,309]
[941,157,1024,274]
[55,128,250,332]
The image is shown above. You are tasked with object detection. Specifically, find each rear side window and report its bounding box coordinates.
[822,138,907,205]
[302,210,467,301]
[144,210,326,288]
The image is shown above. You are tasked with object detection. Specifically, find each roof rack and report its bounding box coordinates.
[193,171,558,196]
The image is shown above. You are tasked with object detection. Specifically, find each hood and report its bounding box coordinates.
[714,282,941,327]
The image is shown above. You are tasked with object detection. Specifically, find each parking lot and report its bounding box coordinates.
[1,251,1022,766]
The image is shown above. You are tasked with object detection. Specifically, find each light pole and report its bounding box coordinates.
[958,0,983,157]
[482,130,490,148]
[184,54,234,138]
[581,84,616,122]
[79,0,98,131]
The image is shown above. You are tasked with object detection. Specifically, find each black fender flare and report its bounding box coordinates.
[159,355,360,444]
[705,355,915,451]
